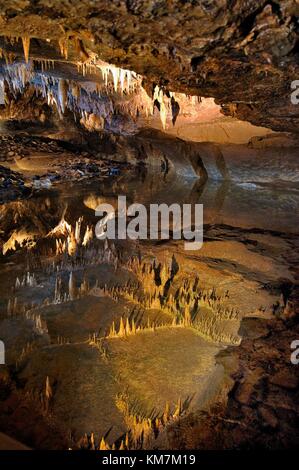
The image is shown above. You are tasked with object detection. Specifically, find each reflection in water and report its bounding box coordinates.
[0,170,298,449]
[2,169,298,253]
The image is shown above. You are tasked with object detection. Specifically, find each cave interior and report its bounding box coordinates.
[0,0,298,452]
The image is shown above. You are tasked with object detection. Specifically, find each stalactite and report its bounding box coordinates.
[58,37,69,60]
[110,66,119,92]
[22,37,30,63]
[74,37,89,62]
[58,78,68,114]
[153,85,168,129]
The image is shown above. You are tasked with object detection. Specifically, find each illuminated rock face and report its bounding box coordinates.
[1,59,242,139]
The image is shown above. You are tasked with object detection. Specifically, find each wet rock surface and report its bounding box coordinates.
[0,134,131,202]
[0,165,30,203]
[0,134,68,162]
[168,313,299,449]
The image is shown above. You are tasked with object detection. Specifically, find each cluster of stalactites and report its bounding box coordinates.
[76,56,141,96]
[0,39,198,131]
[0,47,16,65]
[1,63,33,93]
[153,85,185,130]
[34,59,55,72]
[1,63,117,126]
[1,33,141,97]
[0,34,206,131]
[2,35,31,63]
[96,59,139,94]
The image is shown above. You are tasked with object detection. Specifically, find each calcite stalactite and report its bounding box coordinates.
[0,1,296,131]
[153,86,167,130]
[58,79,68,115]
[58,37,69,60]
[21,37,30,64]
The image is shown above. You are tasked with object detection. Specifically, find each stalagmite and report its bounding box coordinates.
[118,317,125,337]
[90,433,95,450]
[119,440,125,450]
[68,271,76,301]
[173,398,182,418]
[45,376,52,412]
[80,277,89,295]
[54,276,62,303]
[47,216,71,237]
[99,437,109,450]
[163,402,170,422]
[7,299,11,315]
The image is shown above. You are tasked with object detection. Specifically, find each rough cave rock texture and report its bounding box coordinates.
[0,1,298,132]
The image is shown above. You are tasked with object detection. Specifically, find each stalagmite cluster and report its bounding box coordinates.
[25,311,48,335]
[121,255,241,344]
[4,222,242,347]
[106,314,168,339]
[14,271,37,289]
[15,341,35,370]
[79,392,189,451]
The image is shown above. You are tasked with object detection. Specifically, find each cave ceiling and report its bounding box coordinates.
[0,0,298,132]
